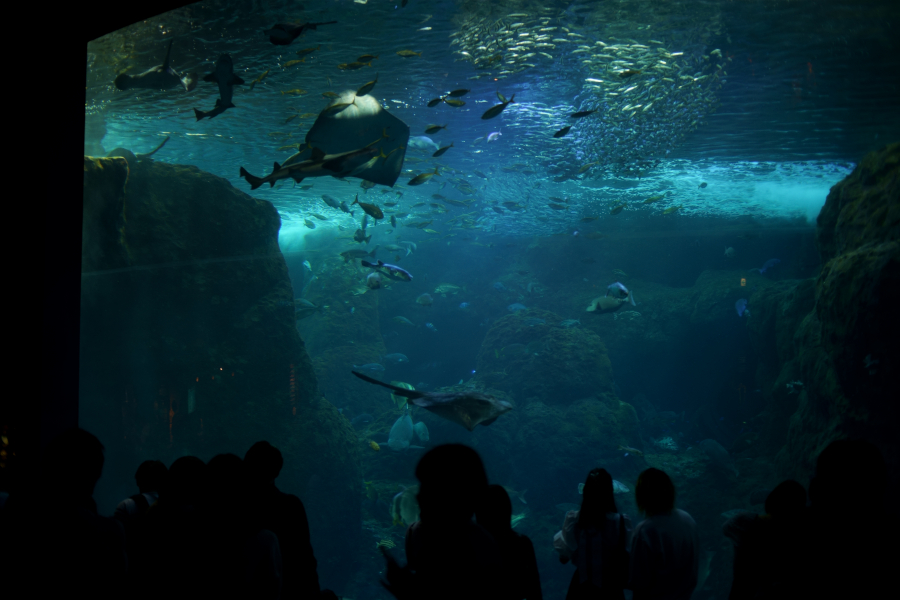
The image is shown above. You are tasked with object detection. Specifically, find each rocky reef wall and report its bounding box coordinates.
[749,143,899,495]
[81,154,361,589]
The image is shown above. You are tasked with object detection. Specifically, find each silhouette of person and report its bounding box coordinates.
[31,428,127,599]
[129,455,207,599]
[803,439,894,598]
[244,441,331,600]
[554,468,632,600]
[205,453,282,599]
[114,459,167,523]
[477,484,543,600]
[629,468,699,600]
[382,443,502,600]
[724,479,806,599]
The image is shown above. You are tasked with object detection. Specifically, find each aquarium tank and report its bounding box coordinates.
[77,0,897,598]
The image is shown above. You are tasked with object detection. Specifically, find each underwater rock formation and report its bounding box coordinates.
[749,143,899,494]
[81,154,361,588]
[475,308,615,404]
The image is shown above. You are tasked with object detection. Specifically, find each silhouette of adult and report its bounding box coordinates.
[803,439,893,598]
[553,468,632,600]
[129,455,207,599]
[205,453,283,599]
[114,459,167,524]
[382,444,502,600]
[244,441,329,599]
[36,428,127,599]
[478,484,543,600]
[629,468,698,600]
[724,479,806,599]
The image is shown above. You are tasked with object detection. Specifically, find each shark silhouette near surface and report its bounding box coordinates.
[352,371,513,431]
[114,39,197,92]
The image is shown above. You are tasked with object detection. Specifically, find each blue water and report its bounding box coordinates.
[82,1,900,598]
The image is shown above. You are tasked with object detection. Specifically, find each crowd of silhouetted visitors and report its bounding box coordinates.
[0,430,893,600]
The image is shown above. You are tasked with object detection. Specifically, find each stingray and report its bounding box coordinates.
[297,92,409,187]
[352,371,512,431]
[104,136,170,165]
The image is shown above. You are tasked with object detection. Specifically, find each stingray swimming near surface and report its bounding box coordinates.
[352,371,512,431]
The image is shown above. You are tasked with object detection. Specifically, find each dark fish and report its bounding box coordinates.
[619,69,642,78]
[353,228,372,244]
[481,94,516,120]
[699,182,708,188]
[390,215,397,227]
[114,40,197,92]
[409,167,440,186]
[357,54,379,62]
[356,74,378,96]
[424,124,447,134]
[427,97,444,107]
[351,371,513,431]
[193,99,231,121]
[610,202,626,215]
[338,61,371,71]
[239,145,385,190]
[432,142,454,157]
[570,109,598,118]
[265,21,338,46]
[295,45,321,57]
[446,89,470,97]
[443,98,466,107]
[361,259,413,282]
[339,200,355,215]
[322,195,340,208]
[352,195,384,219]
[553,126,572,138]
[341,247,377,262]
[194,53,245,119]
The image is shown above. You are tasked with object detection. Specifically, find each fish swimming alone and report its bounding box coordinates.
[751,259,781,274]
[408,136,441,152]
[361,259,413,282]
[114,39,197,92]
[352,371,513,431]
[265,21,338,46]
[239,145,386,190]
[606,281,637,306]
[194,53,245,120]
[481,93,516,120]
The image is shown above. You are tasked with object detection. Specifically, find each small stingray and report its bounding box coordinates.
[353,371,512,431]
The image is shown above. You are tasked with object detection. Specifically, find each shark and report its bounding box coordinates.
[265,21,338,46]
[114,39,196,92]
[352,371,513,431]
[240,143,387,190]
[194,54,245,120]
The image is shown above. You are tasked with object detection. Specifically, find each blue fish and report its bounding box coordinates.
[353,363,385,373]
[752,259,781,274]
[493,282,506,291]
[425,323,438,333]
[459,302,471,309]
[507,303,527,312]
[735,299,750,317]
[522,317,545,326]
[383,353,409,365]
